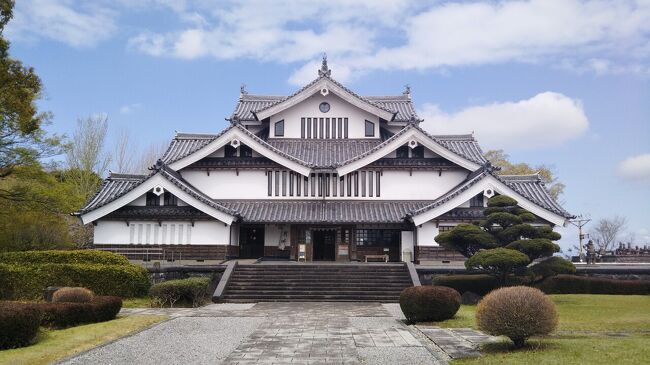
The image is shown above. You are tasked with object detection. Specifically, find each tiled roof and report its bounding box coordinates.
[81,173,147,213]
[432,134,487,165]
[105,206,211,219]
[498,174,574,218]
[216,200,433,224]
[230,77,419,122]
[266,139,383,168]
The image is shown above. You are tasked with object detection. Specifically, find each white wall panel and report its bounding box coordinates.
[94,220,229,245]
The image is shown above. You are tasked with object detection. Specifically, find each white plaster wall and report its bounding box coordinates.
[94,220,229,245]
[179,168,468,201]
[417,222,439,247]
[269,93,379,139]
[401,231,414,262]
[264,224,283,247]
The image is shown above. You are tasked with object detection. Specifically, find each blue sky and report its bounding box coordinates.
[5,0,650,249]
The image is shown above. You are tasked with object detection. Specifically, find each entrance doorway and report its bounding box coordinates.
[313,230,336,261]
[240,225,264,259]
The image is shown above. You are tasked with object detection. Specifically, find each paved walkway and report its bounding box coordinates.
[62,303,493,365]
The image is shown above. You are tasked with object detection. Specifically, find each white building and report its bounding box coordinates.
[76,59,572,264]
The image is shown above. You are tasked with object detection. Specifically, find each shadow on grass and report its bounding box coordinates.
[480,339,560,354]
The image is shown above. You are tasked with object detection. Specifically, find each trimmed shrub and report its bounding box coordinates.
[530,257,576,280]
[537,275,650,295]
[399,286,461,324]
[149,277,211,308]
[487,195,518,207]
[477,286,557,348]
[505,239,560,262]
[432,274,500,296]
[0,263,150,300]
[0,302,43,350]
[52,287,94,303]
[0,250,130,266]
[465,248,530,283]
[39,296,123,328]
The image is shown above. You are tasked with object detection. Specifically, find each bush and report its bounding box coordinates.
[465,248,530,283]
[506,239,560,262]
[0,250,130,266]
[530,257,576,280]
[537,275,650,295]
[432,274,501,296]
[477,286,557,348]
[399,285,461,324]
[149,277,211,308]
[52,287,94,303]
[0,263,150,300]
[0,302,43,349]
[39,296,123,328]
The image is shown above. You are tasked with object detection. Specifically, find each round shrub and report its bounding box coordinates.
[0,302,43,349]
[39,296,123,328]
[52,287,94,303]
[150,277,211,308]
[399,285,461,324]
[477,286,558,348]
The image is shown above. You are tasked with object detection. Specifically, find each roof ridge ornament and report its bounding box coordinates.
[318,53,331,77]
[239,83,247,99]
[403,84,411,100]
[151,159,165,172]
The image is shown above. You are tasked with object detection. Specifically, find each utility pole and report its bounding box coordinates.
[569,217,591,262]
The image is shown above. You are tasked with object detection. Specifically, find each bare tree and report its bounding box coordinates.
[591,216,627,252]
[113,128,136,173]
[135,141,168,174]
[65,115,111,200]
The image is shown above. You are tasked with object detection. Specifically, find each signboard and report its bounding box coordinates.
[338,244,349,256]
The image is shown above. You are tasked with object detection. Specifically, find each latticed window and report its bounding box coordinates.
[146,192,159,206]
[439,226,455,232]
[355,229,400,246]
[164,192,177,206]
[274,120,284,136]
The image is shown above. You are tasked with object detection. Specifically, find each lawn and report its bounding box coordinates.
[122,297,152,308]
[426,295,650,365]
[0,315,167,365]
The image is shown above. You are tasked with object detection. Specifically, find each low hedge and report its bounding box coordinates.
[149,277,211,308]
[0,250,130,266]
[0,263,150,300]
[537,275,650,295]
[0,302,43,349]
[399,286,461,324]
[39,296,123,328]
[432,274,530,296]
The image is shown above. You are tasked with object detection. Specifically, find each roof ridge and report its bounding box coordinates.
[432,134,476,140]
[174,132,219,139]
[107,173,147,180]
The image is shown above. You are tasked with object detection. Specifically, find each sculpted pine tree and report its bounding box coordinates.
[436,195,571,284]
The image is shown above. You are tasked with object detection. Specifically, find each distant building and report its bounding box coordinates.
[75,59,572,264]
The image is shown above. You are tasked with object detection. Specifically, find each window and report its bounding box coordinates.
[146,192,159,206]
[163,192,177,206]
[274,120,284,136]
[396,145,409,158]
[412,145,424,158]
[355,229,400,247]
[224,145,237,157]
[469,193,484,207]
[439,226,455,232]
[365,120,375,137]
[319,102,330,113]
[240,144,253,157]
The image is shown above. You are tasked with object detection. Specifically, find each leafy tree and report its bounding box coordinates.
[0,0,60,203]
[484,149,564,201]
[436,195,567,283]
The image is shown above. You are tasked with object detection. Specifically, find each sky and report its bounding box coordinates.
[5,0,650,251]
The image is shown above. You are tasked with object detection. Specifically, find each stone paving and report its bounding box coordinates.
[64,303,496,364]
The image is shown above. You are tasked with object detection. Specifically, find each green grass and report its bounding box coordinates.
[122,297,152,308]
[0,315,167,365]
[424,295,650,365]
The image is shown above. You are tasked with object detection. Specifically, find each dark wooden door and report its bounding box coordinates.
[313,230,336,261]
[239,225,264,259]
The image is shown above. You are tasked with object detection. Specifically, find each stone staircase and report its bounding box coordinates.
[220,263,414,302]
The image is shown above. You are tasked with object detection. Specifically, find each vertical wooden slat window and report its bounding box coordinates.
[274,170,280,196]
[340,175,345,196]
[332,117,337,139]
[376,171,381,197]
[319,118,324,139]
[361,171,366,197]
[325,174,330,196]
[368,171,373,197]
[346,174,352,197]
[282,171,287,196]
[338,118,343,138]
[301,118,305,138]
[296,173,302,196]
[307,118,312,138]
[332,173,338,197]
[354,171,359,197]
[304,176,309,196]
[289,172,294,196]
[325,118,330,139]
[313,117,318,139]
[317,173,323,197]
[344,118,349,138]
[267,171,272,196]
[310,173,316,197]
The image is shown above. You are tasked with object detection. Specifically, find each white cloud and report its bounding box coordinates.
[119,103,142,115]
[419,92,589,150]
[7,0,117,47]
[618,153,650,183]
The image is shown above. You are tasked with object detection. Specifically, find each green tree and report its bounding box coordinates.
[484,149,565,201]
[465,248,529,284]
